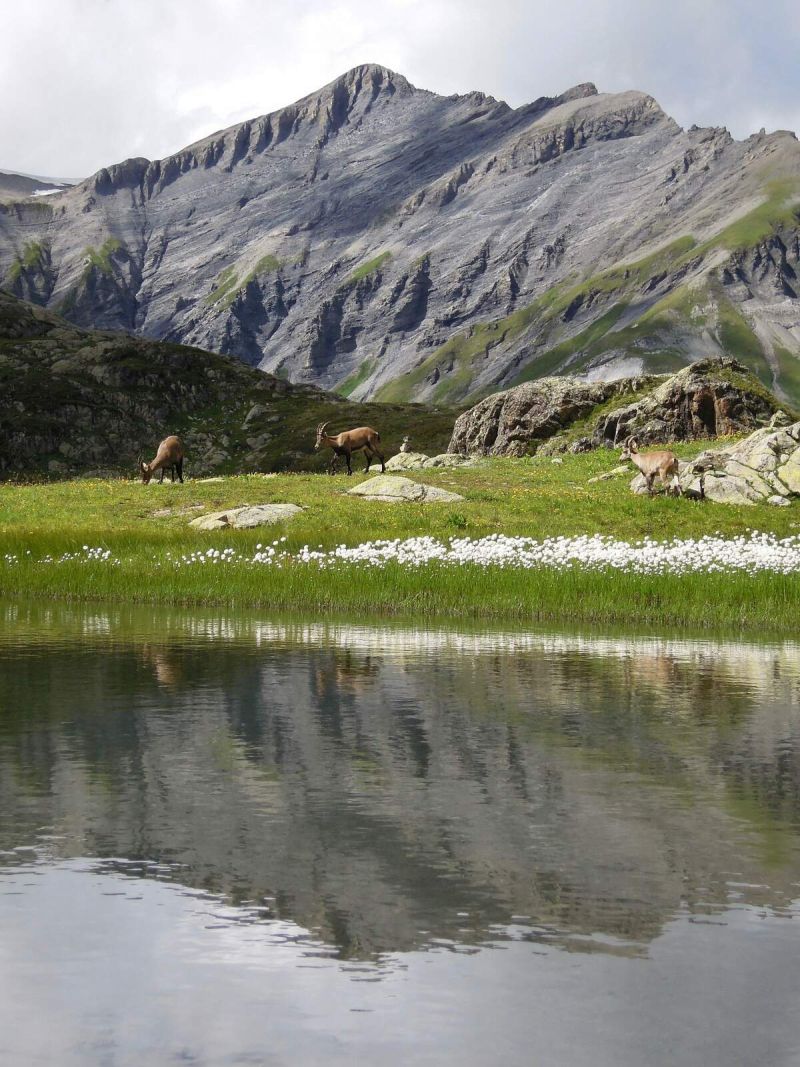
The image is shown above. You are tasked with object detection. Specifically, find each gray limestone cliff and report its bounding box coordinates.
[1,64,799,407]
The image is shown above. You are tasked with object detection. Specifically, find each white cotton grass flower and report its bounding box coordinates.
[5,533,800,577]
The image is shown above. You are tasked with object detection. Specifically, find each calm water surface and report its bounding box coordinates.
[2,602,800,1066]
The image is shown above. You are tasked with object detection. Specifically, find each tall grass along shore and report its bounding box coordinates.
[2,448,799,630]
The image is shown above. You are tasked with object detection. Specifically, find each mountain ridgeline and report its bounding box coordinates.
[1,64,799,407]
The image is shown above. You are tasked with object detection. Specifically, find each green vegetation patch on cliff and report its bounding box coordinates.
[204,255,284,310]
[83,238,123,276]
[345,251,391,285]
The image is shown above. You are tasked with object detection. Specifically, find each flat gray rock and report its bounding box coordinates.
[385,451,475,471]
[348,475,464,503]
[189,503,303,529]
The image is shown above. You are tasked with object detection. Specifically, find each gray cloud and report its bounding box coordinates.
[2,0,798,180]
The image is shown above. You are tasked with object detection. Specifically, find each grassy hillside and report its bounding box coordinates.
[0,289,457,480]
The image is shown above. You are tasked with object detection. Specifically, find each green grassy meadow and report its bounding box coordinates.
[2,444,799,630]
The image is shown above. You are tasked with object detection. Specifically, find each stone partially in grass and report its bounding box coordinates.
[348,475,464,503]
[189,504,303,529]
[385,452,476,472]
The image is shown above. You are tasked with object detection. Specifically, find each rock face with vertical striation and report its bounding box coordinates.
[1,64,799,406]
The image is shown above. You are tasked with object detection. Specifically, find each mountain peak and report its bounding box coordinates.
[560,81,599,101]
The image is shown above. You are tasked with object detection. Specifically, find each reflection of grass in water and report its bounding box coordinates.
[722,790,795,869]
[4,597,797,907]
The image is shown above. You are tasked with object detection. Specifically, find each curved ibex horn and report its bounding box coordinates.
[318,422,329,434]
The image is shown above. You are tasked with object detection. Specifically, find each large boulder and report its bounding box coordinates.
[593,358,778,448]
[189,503,303,529]
[448,377,647,457]
[448,358,782,457]
[385,451,476,471]
[348,475,464,503]
[630,418,800,504]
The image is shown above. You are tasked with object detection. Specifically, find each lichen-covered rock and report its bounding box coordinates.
[348,475,464,503]
[385,451,434,471]
[385,451,475,471]
[448,377,649,456]
[593,359,778,446]
[189,504,303,529]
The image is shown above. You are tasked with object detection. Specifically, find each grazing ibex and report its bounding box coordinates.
[620,437,681,496]
[140,435,184,484]
[315,422,385,475]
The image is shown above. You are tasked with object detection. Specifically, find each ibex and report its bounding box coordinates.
[620,437,681,496]
[315,423,385,475]
[140,435,184,484]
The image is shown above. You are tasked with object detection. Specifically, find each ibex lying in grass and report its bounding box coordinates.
[140,435,184,484]
[620,437,681,496]
[315,422,385,475]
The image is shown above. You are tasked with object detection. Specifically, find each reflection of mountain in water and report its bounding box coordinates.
[1,602,800,958]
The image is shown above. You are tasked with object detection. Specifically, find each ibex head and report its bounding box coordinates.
[315,422,330,451]
[139,459,154,484]
[620,436,639,461]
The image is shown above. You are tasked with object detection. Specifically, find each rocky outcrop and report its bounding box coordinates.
[448,359,783,456]
[647,415,800,505]
[2,67,798,404]
[448,376,658,456]
[591,358,778,446]
[348,475,464,502]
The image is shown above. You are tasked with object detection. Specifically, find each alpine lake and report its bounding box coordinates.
[2,599,800,1066]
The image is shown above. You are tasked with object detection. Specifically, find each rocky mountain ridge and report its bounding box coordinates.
[1,64,799,406]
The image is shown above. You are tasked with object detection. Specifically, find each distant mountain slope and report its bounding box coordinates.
[0,169,72,201]
[1,64,798,405]
[0,289,455,479]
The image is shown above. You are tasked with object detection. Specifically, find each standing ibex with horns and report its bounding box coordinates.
[620,437,681,496]
[315,423,385,475]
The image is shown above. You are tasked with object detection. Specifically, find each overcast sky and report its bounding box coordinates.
[2,0,798,181]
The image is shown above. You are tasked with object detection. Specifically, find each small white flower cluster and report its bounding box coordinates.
[31,546,120,566]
